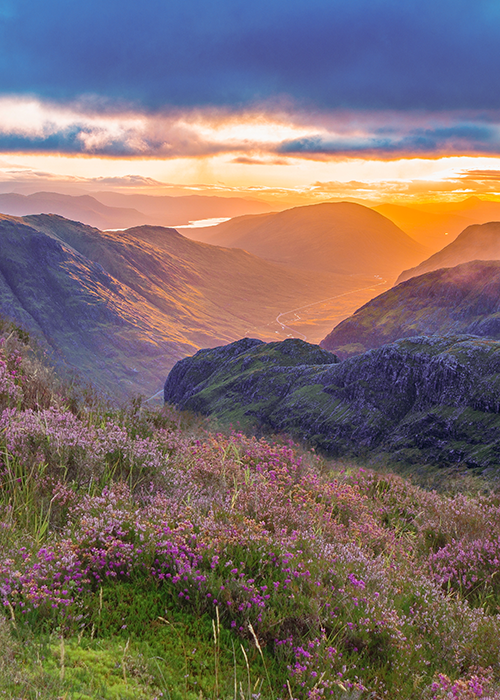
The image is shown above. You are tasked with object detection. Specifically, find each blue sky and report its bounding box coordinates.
[1,0,500,200]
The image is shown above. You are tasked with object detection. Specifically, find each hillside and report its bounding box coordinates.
[3,323,500,698]
[187,201,426,280]
[321,260,500,357]
[398,221,500,283]
[164,334,500,469]
[0,213,373,397]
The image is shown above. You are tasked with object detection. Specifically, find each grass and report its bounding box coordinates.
[0,587,280,700]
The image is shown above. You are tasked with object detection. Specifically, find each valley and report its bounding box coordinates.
[4,193,500,699]
[0,209,394,398]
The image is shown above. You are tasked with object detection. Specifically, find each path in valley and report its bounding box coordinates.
[245,278,388,342]
[159,278,389,401]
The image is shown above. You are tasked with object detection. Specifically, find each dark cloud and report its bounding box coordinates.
[1,0,500,112]
[1,111,499,159]
[0,130,141,156]
[277,123,500,157]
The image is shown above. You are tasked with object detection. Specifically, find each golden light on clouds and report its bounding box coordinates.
[2,97,500,205]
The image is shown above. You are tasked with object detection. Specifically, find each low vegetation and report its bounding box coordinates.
[1,318,500,699]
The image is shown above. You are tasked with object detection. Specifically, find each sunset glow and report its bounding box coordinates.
[1,1,500,205]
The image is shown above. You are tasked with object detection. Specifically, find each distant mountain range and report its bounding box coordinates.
[187,201,426,280]
[164,334,500,469]
[321,260,500,357]
[0,212,373,397]
[0,191,274,230]
[398,221,500,283]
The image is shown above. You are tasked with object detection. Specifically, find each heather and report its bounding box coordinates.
[1,323,500,698]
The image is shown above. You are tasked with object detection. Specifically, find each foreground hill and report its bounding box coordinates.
[398,221,500,283]
[0,191,274,230]
[188,201,426,280]
[0,213,367,397]
[321,260,500,357]
[3,322,500,698]
[164,334,500,469]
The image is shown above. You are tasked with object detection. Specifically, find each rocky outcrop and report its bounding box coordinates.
[164,335,500,470]
[321,260,500,358]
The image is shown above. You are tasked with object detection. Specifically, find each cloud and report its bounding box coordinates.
[231,156,290,165]
[0,0,500,114]
[277,122,500,158]
[458,169,500,181]
[1,98,500,160]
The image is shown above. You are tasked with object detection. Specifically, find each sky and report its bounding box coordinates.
[2,0,500,203]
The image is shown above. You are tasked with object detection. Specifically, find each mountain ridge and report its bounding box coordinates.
[0,212,377,397]
[0,190,274,230]
[398,221,500,283]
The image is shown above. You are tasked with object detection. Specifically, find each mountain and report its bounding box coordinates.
[164,334,500,469]
[374,197,500,252]
[320,260,500,357]
[416,196,500,221]
[0,213,371,397]
[186,201,427,280]
[397,221,500,283]
[91,192,275,225]
[373,202,467,251]
[0,192,159,230]
[0,191,274,230]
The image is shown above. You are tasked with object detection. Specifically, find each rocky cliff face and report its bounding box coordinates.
[164,335,500,470]
[320,260,500,358]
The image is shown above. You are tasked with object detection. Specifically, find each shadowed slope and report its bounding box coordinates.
[321,260,500,357]
[164,334,500,468]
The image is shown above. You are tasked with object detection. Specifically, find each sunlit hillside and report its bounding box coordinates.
[187,202,426,281]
